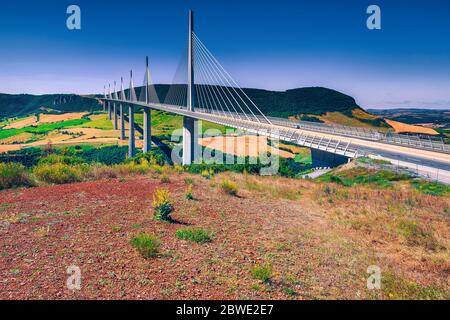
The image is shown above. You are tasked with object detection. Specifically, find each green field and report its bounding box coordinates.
[0,118,90,140]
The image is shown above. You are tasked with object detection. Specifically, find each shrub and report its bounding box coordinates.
[221,179,238,196]
[412,180,450,196]
[251,264,272,283]
[113,159,150,175]
[130,233,160,258]
[176,228,212,243]
[33,163,84,184]
[0,162,34,190]
[185,184,194,200]
[153,188,174,222]
[38,154,83,165]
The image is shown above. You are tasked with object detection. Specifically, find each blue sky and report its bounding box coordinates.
[0,0,449,109]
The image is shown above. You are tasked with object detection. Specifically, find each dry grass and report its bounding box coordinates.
[385,119,438,135]
[0,168,448,299]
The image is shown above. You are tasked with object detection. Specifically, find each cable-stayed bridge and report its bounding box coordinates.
[100,10,450,183]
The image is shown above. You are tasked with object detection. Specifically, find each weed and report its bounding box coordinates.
[160,173,170,183]
[185,184,194,200]
[251,264,272,283]
[153,188,174,222]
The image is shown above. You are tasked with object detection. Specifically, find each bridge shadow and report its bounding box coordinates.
[122,113,173,162]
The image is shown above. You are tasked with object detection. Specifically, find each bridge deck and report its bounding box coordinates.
[103,98,450,183]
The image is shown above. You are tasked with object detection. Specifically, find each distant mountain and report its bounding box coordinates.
[0,86,389,129]
[369,108,450,129]
[152,85,389,128]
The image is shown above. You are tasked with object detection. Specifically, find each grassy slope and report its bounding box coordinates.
[0,93,100,118]
[0,164,448,299]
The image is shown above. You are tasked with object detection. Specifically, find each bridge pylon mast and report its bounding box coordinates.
[143,56,151,153]
[183,9,199,165]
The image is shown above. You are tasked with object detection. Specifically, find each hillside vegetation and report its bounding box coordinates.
[0,93,100,118]
[1,86,391,130]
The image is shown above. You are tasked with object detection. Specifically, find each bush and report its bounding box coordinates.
[412,180,450,196]
[130,233,160,258]
[251,264,272,283]
[221,179,238,196]
[113,159,150,175]
[33,163,84,184]
[38,154,83,165]
[176,228,212,243]
[153,188,174,222]
[0,162,34,190]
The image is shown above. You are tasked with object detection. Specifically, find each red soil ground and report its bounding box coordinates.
[0,173,448,300]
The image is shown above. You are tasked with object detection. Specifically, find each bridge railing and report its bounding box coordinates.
[195,108,449,154]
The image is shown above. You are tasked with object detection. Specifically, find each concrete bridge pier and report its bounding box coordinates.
[119,103,125,140]
[113,103,118,130]
[311,148,349,168]
[128,104,136,158]
[108,102,112,120]
[182,117,199,165]
[143,109,151,153]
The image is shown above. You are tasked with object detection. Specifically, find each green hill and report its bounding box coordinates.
[0,86,389,129]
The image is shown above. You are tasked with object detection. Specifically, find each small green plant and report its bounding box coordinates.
[185,184,194,200]
[176,228,212,243]
[184,177,195,185]
[221,179,238,196]
[251,264,272,283]
[153,188,174,222]
[130,233,161,258]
